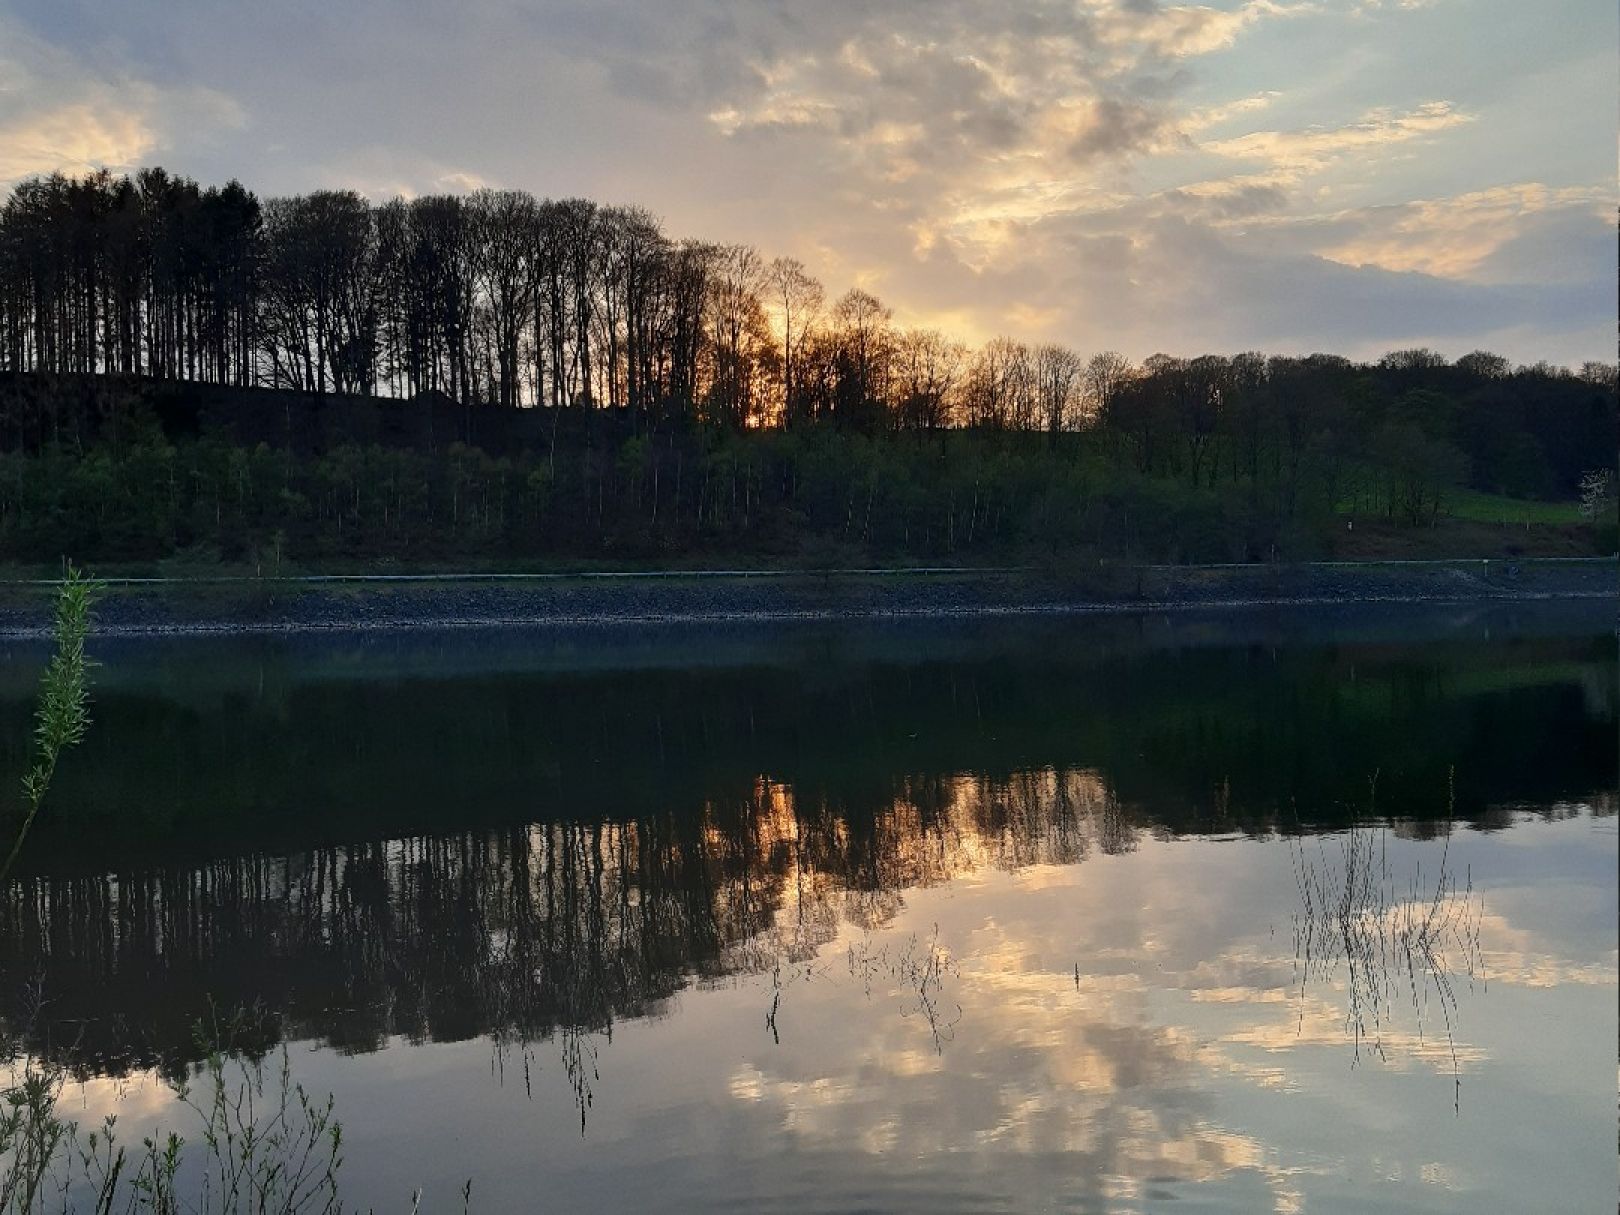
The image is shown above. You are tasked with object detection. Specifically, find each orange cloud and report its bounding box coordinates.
[1318,184,1609,280]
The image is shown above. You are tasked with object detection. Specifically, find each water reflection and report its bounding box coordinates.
[2,772,1609,1090]
[1,770,1122,1079]
[2,613,1613,863]
[0,611,1613,1211]
[1290,792,1485,1109]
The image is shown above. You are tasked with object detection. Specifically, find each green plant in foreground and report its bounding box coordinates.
[0,571,474,1212]
[0,563,97,886]
[1,1013,348,1214]
[0,1025,472,1213]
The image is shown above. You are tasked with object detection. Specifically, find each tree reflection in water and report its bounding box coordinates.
[0,771,1110,1099]
[2,763,1592,1132]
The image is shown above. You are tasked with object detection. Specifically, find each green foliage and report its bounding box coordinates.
[0,563,97,885]
[0,339,1612,564]
[1,1012,364,1214]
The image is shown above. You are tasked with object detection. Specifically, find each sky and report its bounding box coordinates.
[1,0,1614,365]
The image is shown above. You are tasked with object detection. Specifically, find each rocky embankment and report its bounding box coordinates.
[0,560,1612,637]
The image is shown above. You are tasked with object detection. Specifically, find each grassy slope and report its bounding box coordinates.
[1324,490,1597,560]
[1444,489,1583,525]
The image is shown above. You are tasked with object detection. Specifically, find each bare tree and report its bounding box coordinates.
[1454,350,1510,380]
[894,328,965,430]
[1033,343,1085,436]
[963,336,1028,430]
[829,288,893,430]
[703,245,775,428]
[765,257,824,427]
[1083,351,1134,430]
[469,190,536,409]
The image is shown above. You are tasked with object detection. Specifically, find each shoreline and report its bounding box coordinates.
[0,560,1612,638]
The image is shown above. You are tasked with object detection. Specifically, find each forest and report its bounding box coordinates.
[0,167,1614,565]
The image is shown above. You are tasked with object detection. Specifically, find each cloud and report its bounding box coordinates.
[1315,184,1611,281]
[1201,100,1474,172]
[1155,174,1295,220]
[849,193,1610,366]
[0,20,244,187]
[1,0,1610,362]
[1092,0,1306,59]
[696,0,1307,272]
[0,103,157,184]
[1181,91,1283,135]
[291,147,496,201]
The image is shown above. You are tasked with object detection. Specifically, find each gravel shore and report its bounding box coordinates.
[0,560,1612,637]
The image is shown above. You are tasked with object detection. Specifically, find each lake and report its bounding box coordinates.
[1,601,1615,1213]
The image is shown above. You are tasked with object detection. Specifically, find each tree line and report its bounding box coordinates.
[0,167,1614,563]
[5,167,1613,432]
[0,166,975,427]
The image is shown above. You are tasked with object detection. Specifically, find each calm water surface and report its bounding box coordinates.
[1,602,1615,1213]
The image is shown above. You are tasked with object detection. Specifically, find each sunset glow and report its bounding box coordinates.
[1,0,1611,363]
